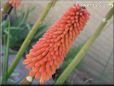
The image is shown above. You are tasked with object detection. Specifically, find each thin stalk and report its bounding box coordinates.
[2,18,10,84]
[55,5,114,84]
[5,0,57,81]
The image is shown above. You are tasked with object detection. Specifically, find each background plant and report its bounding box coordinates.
[2,7,48,51]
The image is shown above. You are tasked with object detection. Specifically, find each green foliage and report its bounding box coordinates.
[2,7,48,50]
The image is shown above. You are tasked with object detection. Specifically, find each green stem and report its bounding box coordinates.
[2,18,10,84]
[5,0,57,81]
[55,5,114,84]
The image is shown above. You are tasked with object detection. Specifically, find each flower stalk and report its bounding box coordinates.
[4,0,57,81]
[2,18,10,84]
[55,5,114,84]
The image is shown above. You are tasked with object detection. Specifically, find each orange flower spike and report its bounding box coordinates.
[8,0,21,8]
[23,4,90,84]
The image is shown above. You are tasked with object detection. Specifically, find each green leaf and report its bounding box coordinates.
[2,18,10,84]
[9,27,28,49]
[1,19,9,29]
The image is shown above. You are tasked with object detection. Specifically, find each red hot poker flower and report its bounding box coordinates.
[8,0,21,8]
[23,4,90,84]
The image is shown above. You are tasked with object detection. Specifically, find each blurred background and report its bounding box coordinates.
[1,0,113,84]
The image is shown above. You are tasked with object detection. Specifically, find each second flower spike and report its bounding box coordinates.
[8,0,21,8]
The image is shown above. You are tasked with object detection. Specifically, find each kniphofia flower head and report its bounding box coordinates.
[8,0,21,8]
[23,4,90,84]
